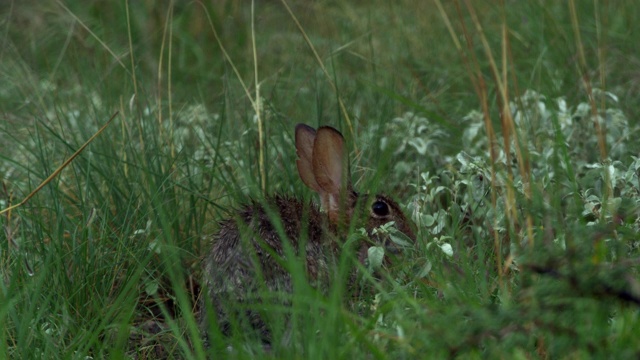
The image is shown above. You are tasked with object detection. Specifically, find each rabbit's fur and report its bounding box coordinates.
[201,124,416,342]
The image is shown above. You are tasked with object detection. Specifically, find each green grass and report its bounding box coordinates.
[1,0,640,358]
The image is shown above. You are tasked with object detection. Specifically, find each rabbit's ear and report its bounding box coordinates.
[312,126,348,193]
[295,124,322,192]
[312,126,353,219]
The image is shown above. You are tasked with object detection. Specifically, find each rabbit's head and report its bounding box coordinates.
[295,124,416,262]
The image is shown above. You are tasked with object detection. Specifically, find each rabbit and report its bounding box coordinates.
[200,123,416,344]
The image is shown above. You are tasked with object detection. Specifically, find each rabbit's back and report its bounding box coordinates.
[202,195,331,335]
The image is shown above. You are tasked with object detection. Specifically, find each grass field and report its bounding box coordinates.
[1,1,640,358]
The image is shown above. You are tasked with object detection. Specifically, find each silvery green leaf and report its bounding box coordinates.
[433,186,446,195]
[145,279,159,295]
[605,197,622,215]
[607,164,617,189]
[418,260,433,278]
[603,90,619,102]
[420,172,433,186]
[430,209,447,234]
[422,214,435,227]
[380,137,388,151]
[457,151,471,167]
[440,243,453,257]
[388,231,413,247]
[148,239,161,254]
[585,194,600,202]
[408,138,428,155]
[368,246,385,270]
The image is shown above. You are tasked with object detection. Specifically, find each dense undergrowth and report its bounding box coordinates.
[1,1,639,358]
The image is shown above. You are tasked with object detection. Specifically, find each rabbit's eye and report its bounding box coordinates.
[372,201,390,217]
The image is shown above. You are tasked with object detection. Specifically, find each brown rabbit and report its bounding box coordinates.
[201,124,416,343]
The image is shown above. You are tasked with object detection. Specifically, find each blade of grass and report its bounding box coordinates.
[568,0,608,163]
[56,0,128,73]
[568,0,612,221]
[154,2,175,174]
[198,2,267,193]
[279,0,355,140]
[0,111,119,215]
[252,0,266,193]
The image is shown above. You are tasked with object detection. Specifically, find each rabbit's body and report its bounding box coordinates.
[201,124,416,342]
[203,195,331,338]
[205,195,329,297]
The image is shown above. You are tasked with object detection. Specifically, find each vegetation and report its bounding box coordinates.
[1,0,639,358]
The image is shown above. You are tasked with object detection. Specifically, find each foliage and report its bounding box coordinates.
[1,0,639,358]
